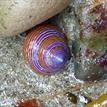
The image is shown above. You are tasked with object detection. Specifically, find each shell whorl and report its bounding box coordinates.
[23,24,70,74]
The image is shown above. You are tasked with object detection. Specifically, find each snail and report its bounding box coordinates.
[23,24,71,75]
[15,99,40,107]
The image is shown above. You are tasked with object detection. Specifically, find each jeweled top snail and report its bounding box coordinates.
[23,24,70,74]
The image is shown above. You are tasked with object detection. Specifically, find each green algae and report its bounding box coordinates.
[81,36,107,53]
[85,93,107,107]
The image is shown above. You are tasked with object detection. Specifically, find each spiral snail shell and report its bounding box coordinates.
[23,24,70,74]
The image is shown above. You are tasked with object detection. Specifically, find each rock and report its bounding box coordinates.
[0,0,70,37]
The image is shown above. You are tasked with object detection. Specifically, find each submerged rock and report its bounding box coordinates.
[56,0,107,81]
